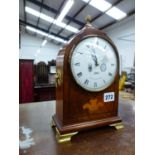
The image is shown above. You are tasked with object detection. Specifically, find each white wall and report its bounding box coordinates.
[104,15,135,73]
[20,15,135,69]
[19,33,62,64]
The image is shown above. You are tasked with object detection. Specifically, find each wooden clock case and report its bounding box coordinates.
[52,25,122,136]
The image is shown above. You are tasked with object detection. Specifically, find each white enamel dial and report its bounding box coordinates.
[70,36,118,92]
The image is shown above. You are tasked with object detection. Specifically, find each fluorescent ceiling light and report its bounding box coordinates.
[82,0,90,2]
[25,6,78,33]
[41,39,47,46]
[25,6,54,23]
[53,20,79,33]
[26,26,37,33]
[40,13,54,23]
[52,36,67,43]
[82,0,111,12]
[53,20,66,28]
[57,0,74,22]
[89,0,111,12]
[48,35,67,43]
[25,6,40,17]
[26,26,47,37]
[82,0,126,21]
[36,29,48,37]
[106,7,127,20]
[26,26,67,44]
[66,25,79,33]
[48,34,55,40]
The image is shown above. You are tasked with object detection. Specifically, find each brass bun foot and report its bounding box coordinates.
[55,128,78,143]
[110,122,124,130]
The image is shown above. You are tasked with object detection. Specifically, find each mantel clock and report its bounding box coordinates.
[52,18,123,143]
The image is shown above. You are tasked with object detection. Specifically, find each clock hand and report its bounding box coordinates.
[90,47,99,66]
[91,54,99,66]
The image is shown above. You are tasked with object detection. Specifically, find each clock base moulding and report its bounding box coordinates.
[51,115,123,142]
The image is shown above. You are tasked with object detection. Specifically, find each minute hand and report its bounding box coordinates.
[91,54,99,66]
[90,47,99,66]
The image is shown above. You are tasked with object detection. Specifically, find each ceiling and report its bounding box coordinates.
[19,0,135,45]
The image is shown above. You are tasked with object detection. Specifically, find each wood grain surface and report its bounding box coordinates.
[19,97,135,155]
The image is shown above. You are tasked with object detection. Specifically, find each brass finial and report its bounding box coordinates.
[85,15,92,25]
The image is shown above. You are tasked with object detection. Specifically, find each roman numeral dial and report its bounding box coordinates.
[94,82,97,88]
[84,79,89,85]
[74,62,80,66]
[77,72,82,77]
[70,36,117,92]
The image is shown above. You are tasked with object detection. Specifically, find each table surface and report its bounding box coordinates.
[19,94,135,155]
